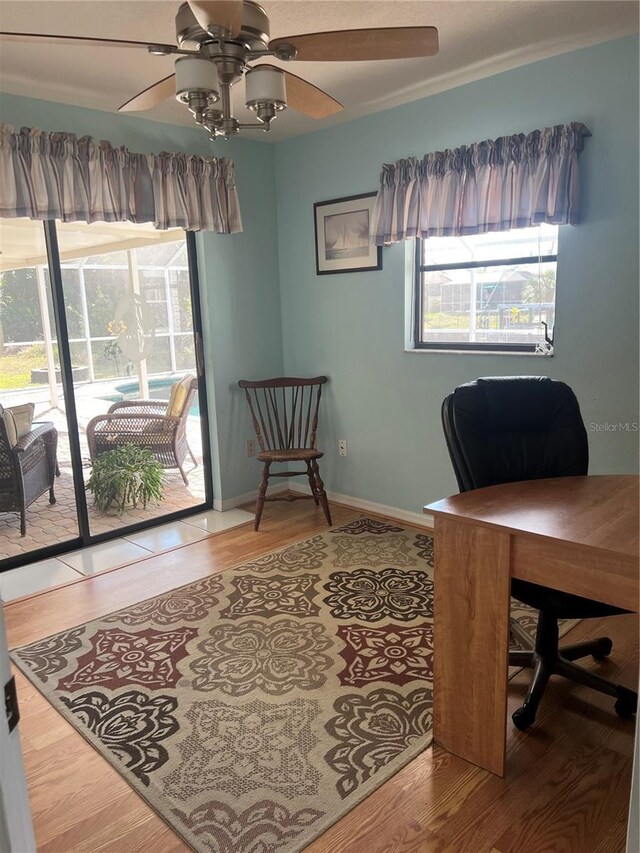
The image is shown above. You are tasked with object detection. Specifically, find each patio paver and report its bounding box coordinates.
[1,386,206,560]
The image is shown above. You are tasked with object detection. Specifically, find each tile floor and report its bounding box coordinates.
[0,508,254,602]
[123,519,212,553]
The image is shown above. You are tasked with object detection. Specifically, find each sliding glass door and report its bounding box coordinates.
[0,219,80,563]
[0,218,212,569]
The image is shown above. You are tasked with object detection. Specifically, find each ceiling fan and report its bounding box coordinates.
[1,1,439,141]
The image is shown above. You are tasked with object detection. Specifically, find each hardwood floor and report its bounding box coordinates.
[5,499,638,853]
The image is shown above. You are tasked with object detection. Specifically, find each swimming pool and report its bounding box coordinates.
[101,376,200,417]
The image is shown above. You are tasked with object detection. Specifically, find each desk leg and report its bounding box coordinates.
[433,517,512,776]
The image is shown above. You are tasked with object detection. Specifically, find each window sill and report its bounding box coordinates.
[404,347,553,357]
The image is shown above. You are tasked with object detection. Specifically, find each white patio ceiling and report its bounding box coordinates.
[0,218,184,272]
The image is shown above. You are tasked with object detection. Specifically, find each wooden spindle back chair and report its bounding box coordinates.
[238,376,332,530]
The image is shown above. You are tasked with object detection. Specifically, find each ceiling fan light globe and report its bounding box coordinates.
[175,55,220,104]
[245,65,286,112]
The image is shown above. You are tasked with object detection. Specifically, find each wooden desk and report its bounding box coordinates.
[425,474,639,777]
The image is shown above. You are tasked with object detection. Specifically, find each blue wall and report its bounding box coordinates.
[1,35,638,512]
[274,36,640,514]
[0,92,283,502]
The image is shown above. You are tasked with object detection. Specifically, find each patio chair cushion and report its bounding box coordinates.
[2,410,17,447]
[167,375,194,417]
[3,402,35,447]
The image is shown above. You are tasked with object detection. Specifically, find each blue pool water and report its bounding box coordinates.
[101,377,200,417]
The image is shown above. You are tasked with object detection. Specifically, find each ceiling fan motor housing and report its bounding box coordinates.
[175,0,270,50]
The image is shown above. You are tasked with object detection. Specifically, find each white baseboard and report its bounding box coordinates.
[213,483,289,512]
[217,481,434,528]
[288,482,434,529]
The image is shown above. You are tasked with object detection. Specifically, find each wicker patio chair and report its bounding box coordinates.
[86,376,198,485]
[0,405,58,536]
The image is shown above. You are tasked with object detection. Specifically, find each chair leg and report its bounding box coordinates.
[311,460,332,526]
[555,658,620,698]
[49,484,56,505]
[187,445,198,467]
[177,464,189,486]
[20,508,26,537]
[559,637,612,662]
[255,461,271,531]
[306,461,320,505]
[512,611,557,730]
[510,618,536,650]
[513,656,553,730]
[509,649,536,667]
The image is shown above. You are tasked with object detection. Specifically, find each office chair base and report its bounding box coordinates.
[508,615,636,730]
[513,668,637,731]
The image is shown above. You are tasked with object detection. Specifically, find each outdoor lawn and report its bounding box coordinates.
[0,345,48,391]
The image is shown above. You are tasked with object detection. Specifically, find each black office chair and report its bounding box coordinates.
[441,376,637,730]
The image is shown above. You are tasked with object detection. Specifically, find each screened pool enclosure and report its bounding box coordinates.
[0,218,212,567]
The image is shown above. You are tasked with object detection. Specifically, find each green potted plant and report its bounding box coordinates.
[87,445,164,515]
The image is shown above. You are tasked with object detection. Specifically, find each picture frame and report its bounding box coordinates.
[313,192,382,275]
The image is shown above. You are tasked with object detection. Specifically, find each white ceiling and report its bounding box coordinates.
[0,1,638,143]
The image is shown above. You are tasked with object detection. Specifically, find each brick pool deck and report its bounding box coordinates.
[0,383,206,561]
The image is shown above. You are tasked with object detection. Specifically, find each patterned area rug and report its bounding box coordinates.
[11,518,568,853]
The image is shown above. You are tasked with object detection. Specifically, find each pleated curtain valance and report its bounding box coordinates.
[370,122,591,245]
[0,124,243,233]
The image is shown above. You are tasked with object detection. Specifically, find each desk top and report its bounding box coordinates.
[425,475,639,560]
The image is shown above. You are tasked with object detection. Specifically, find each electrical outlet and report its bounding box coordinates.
[246,439,255,457]
[338,439,347,457]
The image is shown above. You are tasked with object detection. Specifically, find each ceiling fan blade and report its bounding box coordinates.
[187,1,243,37]
[0,31,177,52]
[271,26,438,62]
[259,65,342,119]
[119,75,176,112]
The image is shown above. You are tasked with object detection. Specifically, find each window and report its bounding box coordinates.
[414,224,558,352]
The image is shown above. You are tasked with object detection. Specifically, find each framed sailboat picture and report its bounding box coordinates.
[313,193,382,275]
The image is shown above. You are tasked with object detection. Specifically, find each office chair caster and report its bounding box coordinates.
[591,637,613,662]
[614,687,638,719]
[512,704,537,731]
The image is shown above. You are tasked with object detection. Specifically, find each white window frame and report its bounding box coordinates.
[413,228,558,354]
